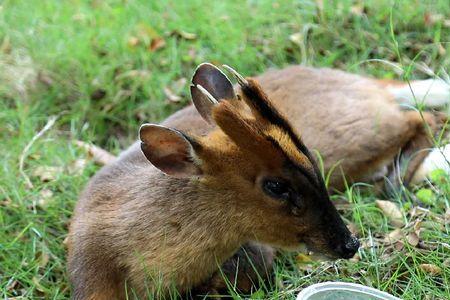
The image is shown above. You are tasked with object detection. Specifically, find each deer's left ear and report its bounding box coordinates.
[190,63,236,124]
[139,124,202,177]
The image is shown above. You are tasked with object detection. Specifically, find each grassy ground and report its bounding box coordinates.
[1,0,449,299]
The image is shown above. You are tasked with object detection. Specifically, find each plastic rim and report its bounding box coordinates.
[296,282,402,300]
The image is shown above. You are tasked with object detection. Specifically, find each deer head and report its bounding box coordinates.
[139,63,359,259]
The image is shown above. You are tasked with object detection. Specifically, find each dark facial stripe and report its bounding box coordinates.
[240,82,315,163]
[266,136,321,190]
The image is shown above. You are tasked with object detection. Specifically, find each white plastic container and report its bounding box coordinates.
[296,282,401,300]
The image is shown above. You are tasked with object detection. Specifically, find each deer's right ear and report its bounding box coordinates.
[139,124,202,178]
[190,63,236,124]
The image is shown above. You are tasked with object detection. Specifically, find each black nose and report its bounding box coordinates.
[336,236,359,259]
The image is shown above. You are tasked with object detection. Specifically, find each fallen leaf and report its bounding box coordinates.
[289,32,303,47]
[170,30,197,40]
[37,250,50,268]
[149,37,166,52]
[296,253,313,264]
[75,141,116,166]
[350,5,364,16]
[438,44,446,56]
[6,279,19,292]
[32,276,45,292]
[163,87,182,103]
[410,206,429,218]
[424,13,444,26]
[384,228,404,243]
[37,188,53,209]
[115,70,150,80]
[444,258,450,267]
[72,13,86,22]
[394,241,404,251]
[127,36,140,47]
[63,236,70,248]
[32,166,63,182]
[376,200,405,227]
[172,77,187,92]
[37,71,53,87]
[419,263,442,276]
[67,159,88,175]
[315,0,324,12]
[296,253,314,272]
[349,253,360,262]
[406,232,419,247]
[347,222,359,236]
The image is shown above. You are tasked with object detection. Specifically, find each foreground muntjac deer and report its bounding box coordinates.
[68,63,449,299]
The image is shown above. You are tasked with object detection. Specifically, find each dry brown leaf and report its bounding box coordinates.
[72,13,86,22]
[376,200,405,227]
[419,263,442,276]
[289,32,303,47]
[424,13,444,26]
[163,87,182,103]
[296,253,314,272]
[32,276,45,292]
[67,159,88,175]
[394,241,404,251]
[37,189,53,209]
[37,71,53,87]
[444,258,450,267]
[438,43,446,56]
[37,250,50,268]
[385,228,403,243]
[127,36,140,47]
[406,232,420,247]
[170,30,197,40]
[75,141,116,166]
[32,166,63,182]
[315,0,324,12]
[350,253,361,263]
[347,222,359,236]
[350,5,364,16]
[63,236,70,248]
[149,37,166,52]
[296,253,313,264]
[6,279,18,292]
[172,77,187,91]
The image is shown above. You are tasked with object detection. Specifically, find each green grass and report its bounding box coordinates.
[1,0,449,299]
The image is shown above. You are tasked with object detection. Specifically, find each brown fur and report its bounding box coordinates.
[68,65,443,299]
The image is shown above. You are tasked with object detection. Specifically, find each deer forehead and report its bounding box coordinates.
[263,124,314,172]
[198,124,313,177]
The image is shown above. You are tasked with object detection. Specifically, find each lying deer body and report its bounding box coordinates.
[68,63,449,299]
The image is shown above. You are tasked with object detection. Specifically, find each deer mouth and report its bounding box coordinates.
[301,236,358,260]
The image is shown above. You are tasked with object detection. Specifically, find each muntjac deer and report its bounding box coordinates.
[68,63,449,299]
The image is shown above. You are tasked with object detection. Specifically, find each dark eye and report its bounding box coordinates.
[263,179,291,200]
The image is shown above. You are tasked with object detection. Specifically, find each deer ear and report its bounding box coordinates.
[190,63,236,124]
[139,124,202,177]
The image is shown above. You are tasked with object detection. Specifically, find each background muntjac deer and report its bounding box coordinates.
[68,63,449,299]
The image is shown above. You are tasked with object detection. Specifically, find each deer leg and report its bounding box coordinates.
[189,242,275,298]
[410,144,450,184]
[378,78,450,109]
[386,111,447,191]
